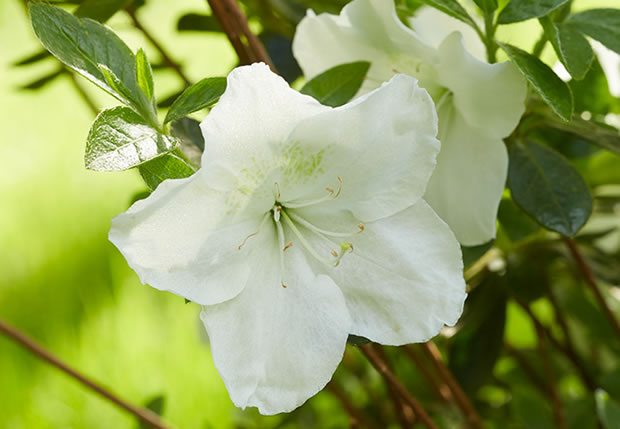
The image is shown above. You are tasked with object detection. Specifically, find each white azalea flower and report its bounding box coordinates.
[292,0,528,245]
[109,63,466,414]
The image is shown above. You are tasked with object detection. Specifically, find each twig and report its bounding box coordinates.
[403,345,452,403]
[564,237,620,340]
[326,381,379,429]
[373,345,415,429]
[534,321,567,429]
[0,318,174,429]
[126,8,192,86]
[420,342,485,429]
[360,344,440,429]
[205,0,275,71]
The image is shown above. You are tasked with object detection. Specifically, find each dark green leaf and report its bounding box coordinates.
[570,59,620,115]
[567,9,620,55]
[462,241,494,269]
[347,335,370,346]
[540,17,594,80]
[19,68,64,90]
[74,0,132,23]
[300,61,370,107]
[85,106,177,171]
[474,0,498,14]
[158,89,184,108]
[29,3,154,121]
[136,48,154,102]
[176,13,222,32]
[12,50,51,67]
[170,117,204,167]
[138,395,165,429]
[498,198,541,242]
[138,153,196,190]
[164,77,226,123]
[511,388,555,429]
[497,0,569,24]
[449,275,507,394]
[508,140,592,236]
[418,0,477,28]
[545,116,620,156]
[500,43,573,121]
[596,390,620,429]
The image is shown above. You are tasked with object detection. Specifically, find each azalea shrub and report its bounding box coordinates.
[10,0,620,427]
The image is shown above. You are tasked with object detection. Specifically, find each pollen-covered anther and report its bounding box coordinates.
[283,242,293,252]
[281,282,287,288]
[357,223,365,232]
[331,250,338,257]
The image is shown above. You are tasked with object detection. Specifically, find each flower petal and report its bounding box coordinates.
[436,32,527,138]
[292,0,435,93]
[201,229,351,415]
[425,103,509,246]
[284,74,439,222]
[298,200,466,345]
[199,62,327,177]
[109,175,264,305]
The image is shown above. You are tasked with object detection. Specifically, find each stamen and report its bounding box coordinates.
[237,212,270,250]
[333,242,354,267]
[287,211,364,238]
[279,209,335,267]
[275,213,288,289]
[274,182,281,199]
[273,205,281,222]
[280,176,343,209]
[283,242,293,252]
[331,250,338,257]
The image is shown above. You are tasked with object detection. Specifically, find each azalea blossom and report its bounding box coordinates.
[292,0,528,245]
[109,64,466,414]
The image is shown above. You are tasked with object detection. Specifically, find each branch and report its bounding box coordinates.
[420,342,485,429]
[360,344,440,429]
[326,381,380,429]
[126,8,192,86]
[564,237,620,340]
[403,345,452,403]
[205,0,275,71]
[0,318,174,429]
[373,345,415,429]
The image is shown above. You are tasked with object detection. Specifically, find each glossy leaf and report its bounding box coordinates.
[85,106,177,172]
[567,9,620,55]
[418,0,477,28]
[136,48,154,102]
[498,198,541,243]
[138,153,196,190]
[500,43,573,121]
[164,77,226,123]
[540,17,594,80]
[497,0,569,24]
[300,61,370,107]
[508,140,592,236]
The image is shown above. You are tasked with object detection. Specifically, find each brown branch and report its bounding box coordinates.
[420,342,485,429]
[403,345,452,403]
[373,345,415,429]
[563,237,620,340]
[0,318,174,429]
[326,381,380,429]
[534,322,567,429]
[126,8,192,86]
[516,299,597,391]
[205,0,275,71]
[360,344,440,429]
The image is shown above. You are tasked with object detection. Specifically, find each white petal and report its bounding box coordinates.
[436,32,527,138]
[408,6,486,61]
[297,200,466,345]
[109,175,265,305]
[201,229,351,415]
[199,63,327,176]
[292,0,435,93]
[425,103,508,246]
[284,74,439,222]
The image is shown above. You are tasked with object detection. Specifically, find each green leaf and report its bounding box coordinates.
[474,0,498,14]
[449,275,507,394]
[138,153,196,190]
[497,0,569,24]
[170,117,204,167]
[85,106,177,172]
[596,390,620,429]
[300,61,370,108]
[136,48,154,102]
[176,13,222,32]
[498,198,541,243]
[74,0,132,23]
[507,140,592,236]
[567,9,620,55]
[462,241,494,269]
[540,17,594,80]
[570,59,620,115]
[418,0,478,28]
[500,43,573,121]
[347,335,370,346]
[29,3,154,122]
[164,77,227,123]
[545,117,620,156]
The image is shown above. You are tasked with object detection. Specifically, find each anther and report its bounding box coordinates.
[326,186,334,194]
[281,282,287,288]
[357,223,365,232]
[274,182,281,199]
[331,250,338,257]
[274,205,281,222]
[283,242,293,252]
